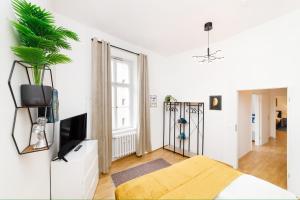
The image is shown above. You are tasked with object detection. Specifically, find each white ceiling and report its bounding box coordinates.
[51,0,300,56]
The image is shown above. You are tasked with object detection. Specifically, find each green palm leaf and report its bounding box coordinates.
[12,0,54,24]
[11,0,79,84]
[11,21,34,35]
[46,53,71,65]
[11,46,46,66]
[57,27,80,41]
[19,15,53,36]
[12,21,57,51]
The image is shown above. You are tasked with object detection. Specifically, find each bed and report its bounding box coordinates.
[216,174,295,199]
[115,156,296,200]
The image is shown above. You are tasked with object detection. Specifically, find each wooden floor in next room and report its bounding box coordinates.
[239,130,287,189]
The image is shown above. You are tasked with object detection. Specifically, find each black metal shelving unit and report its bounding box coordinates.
[163,102,204,157]
[8,60,55,155]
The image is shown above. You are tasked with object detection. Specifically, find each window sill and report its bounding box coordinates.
[113,128,136,135]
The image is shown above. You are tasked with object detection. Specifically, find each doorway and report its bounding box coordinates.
[251,94,262,146]
[237,88,287,189]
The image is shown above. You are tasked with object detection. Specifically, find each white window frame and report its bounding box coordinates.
[111,56,135,131]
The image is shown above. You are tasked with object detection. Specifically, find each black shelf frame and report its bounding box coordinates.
[163,102,204,157]
[8,60,55,155]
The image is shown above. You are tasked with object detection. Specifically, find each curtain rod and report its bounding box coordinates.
[91,38,139,56]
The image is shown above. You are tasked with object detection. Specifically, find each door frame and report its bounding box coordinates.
[252,94,262,146]
[236,87,289,189]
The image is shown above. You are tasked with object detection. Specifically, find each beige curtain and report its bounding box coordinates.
[136,54,152,156]
[91,38,112,174]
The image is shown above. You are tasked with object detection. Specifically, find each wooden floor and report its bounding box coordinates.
[238,130,287,189]
[94,130,287,199]
[93,149,187,199]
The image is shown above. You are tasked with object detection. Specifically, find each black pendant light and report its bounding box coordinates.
[193,22,224,63]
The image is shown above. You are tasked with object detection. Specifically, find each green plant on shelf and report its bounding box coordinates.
[11,0,79,85]
[178,132,187,140]
[164,95,177,103]
[177,118,187,124]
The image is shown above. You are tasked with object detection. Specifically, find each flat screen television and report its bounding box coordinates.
[58,113,87,160]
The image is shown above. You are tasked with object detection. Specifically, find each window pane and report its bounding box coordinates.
[116,62,129,84]
[117,108,130,128]
[112,107,116,130]
[111,57,136,131]
[112,86,116,107]
[117,87,129,107]
[111,60,115,82]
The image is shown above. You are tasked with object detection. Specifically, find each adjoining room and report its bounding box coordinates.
[238,88,288,189]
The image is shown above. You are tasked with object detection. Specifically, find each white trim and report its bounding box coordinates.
[112,128,137,136]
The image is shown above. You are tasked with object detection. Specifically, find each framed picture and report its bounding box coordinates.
[210,96,222,110]
[149,95,157,108]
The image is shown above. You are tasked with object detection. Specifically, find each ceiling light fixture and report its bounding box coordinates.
[193,22,224,63]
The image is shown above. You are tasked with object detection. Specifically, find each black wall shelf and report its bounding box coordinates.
[8,60,55,155]
[163,102,204,157]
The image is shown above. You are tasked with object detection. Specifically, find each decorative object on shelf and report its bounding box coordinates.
[38,89,59,123]
[164,95,177,103]
[21,84,52,106]
[177,117,187,124]
[11,0,79,106]
[193,22,224,63]
[33,117,48,149]
[163,102,204,157]
[178,132,187,140]
[8,61,55,155]
[209,95,222,110]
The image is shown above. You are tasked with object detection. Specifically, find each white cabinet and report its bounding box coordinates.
[51,140,99,199]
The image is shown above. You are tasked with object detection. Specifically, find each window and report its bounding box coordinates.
[111,57,136,131]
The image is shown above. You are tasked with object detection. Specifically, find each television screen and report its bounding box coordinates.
[58,113,87,159]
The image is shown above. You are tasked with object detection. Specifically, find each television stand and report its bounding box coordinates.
[51,140,99,199]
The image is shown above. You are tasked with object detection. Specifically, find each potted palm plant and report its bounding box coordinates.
[11,0,79,106]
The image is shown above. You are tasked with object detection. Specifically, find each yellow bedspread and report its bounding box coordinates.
[115,156,242,200]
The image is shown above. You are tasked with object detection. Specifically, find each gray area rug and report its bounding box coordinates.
[111,158,171,187]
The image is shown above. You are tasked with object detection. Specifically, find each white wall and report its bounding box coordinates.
[252,94,261,145]
[270,95,277,138]
[238,91,252,158]
[251,90,271,146]
[164,9,300,195]
[0,0,56,198]
[260,92,270,145]
[251,94,256,141]
[0,1,167,198]
[52,14,168,151]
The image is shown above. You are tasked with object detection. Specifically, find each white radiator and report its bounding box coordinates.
[112,131,136,161]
